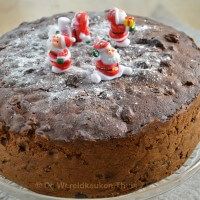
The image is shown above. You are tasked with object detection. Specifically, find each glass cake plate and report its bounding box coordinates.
[0,143,200,200]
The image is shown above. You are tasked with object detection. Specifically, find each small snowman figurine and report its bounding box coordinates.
[91,39,132,83]
[106,8,135,47]
[48,17,72,38]
[47,33,76,73]
[58,17,72,36]
[71,12,91,43]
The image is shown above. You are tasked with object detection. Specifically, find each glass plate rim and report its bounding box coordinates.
[0,143,200,200]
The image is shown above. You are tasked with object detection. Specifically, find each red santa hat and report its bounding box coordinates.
[93,40,111,52]
[60,35,76,48]
[107,7,127,25]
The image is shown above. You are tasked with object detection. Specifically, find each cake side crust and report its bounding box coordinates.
[0,92,200,198]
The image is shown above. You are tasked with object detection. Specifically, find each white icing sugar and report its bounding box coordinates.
[0,15,171,105]
[137,24,159,32]
[136,25,152,32]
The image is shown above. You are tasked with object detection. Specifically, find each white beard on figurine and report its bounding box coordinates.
[99,50,121,65]
[91,40,132,83]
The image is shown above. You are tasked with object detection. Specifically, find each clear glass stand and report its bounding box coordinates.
[0,143,200,200]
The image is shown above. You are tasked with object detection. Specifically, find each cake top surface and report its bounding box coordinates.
[0,12,200,141]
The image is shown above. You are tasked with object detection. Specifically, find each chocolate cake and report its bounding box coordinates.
[0,11,200,198]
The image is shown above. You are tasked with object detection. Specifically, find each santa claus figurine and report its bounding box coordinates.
[71,12,91,43]
[106,8,135,47]
[91,40,132,83]
[48,34,76,73]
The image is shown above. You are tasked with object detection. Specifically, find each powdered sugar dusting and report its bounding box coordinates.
[0,14,171,109]
[136,24,153,32]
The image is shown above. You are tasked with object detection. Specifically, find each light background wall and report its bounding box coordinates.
[0,0,200,36]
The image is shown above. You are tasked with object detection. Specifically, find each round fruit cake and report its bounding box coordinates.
[0,11,200,198]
